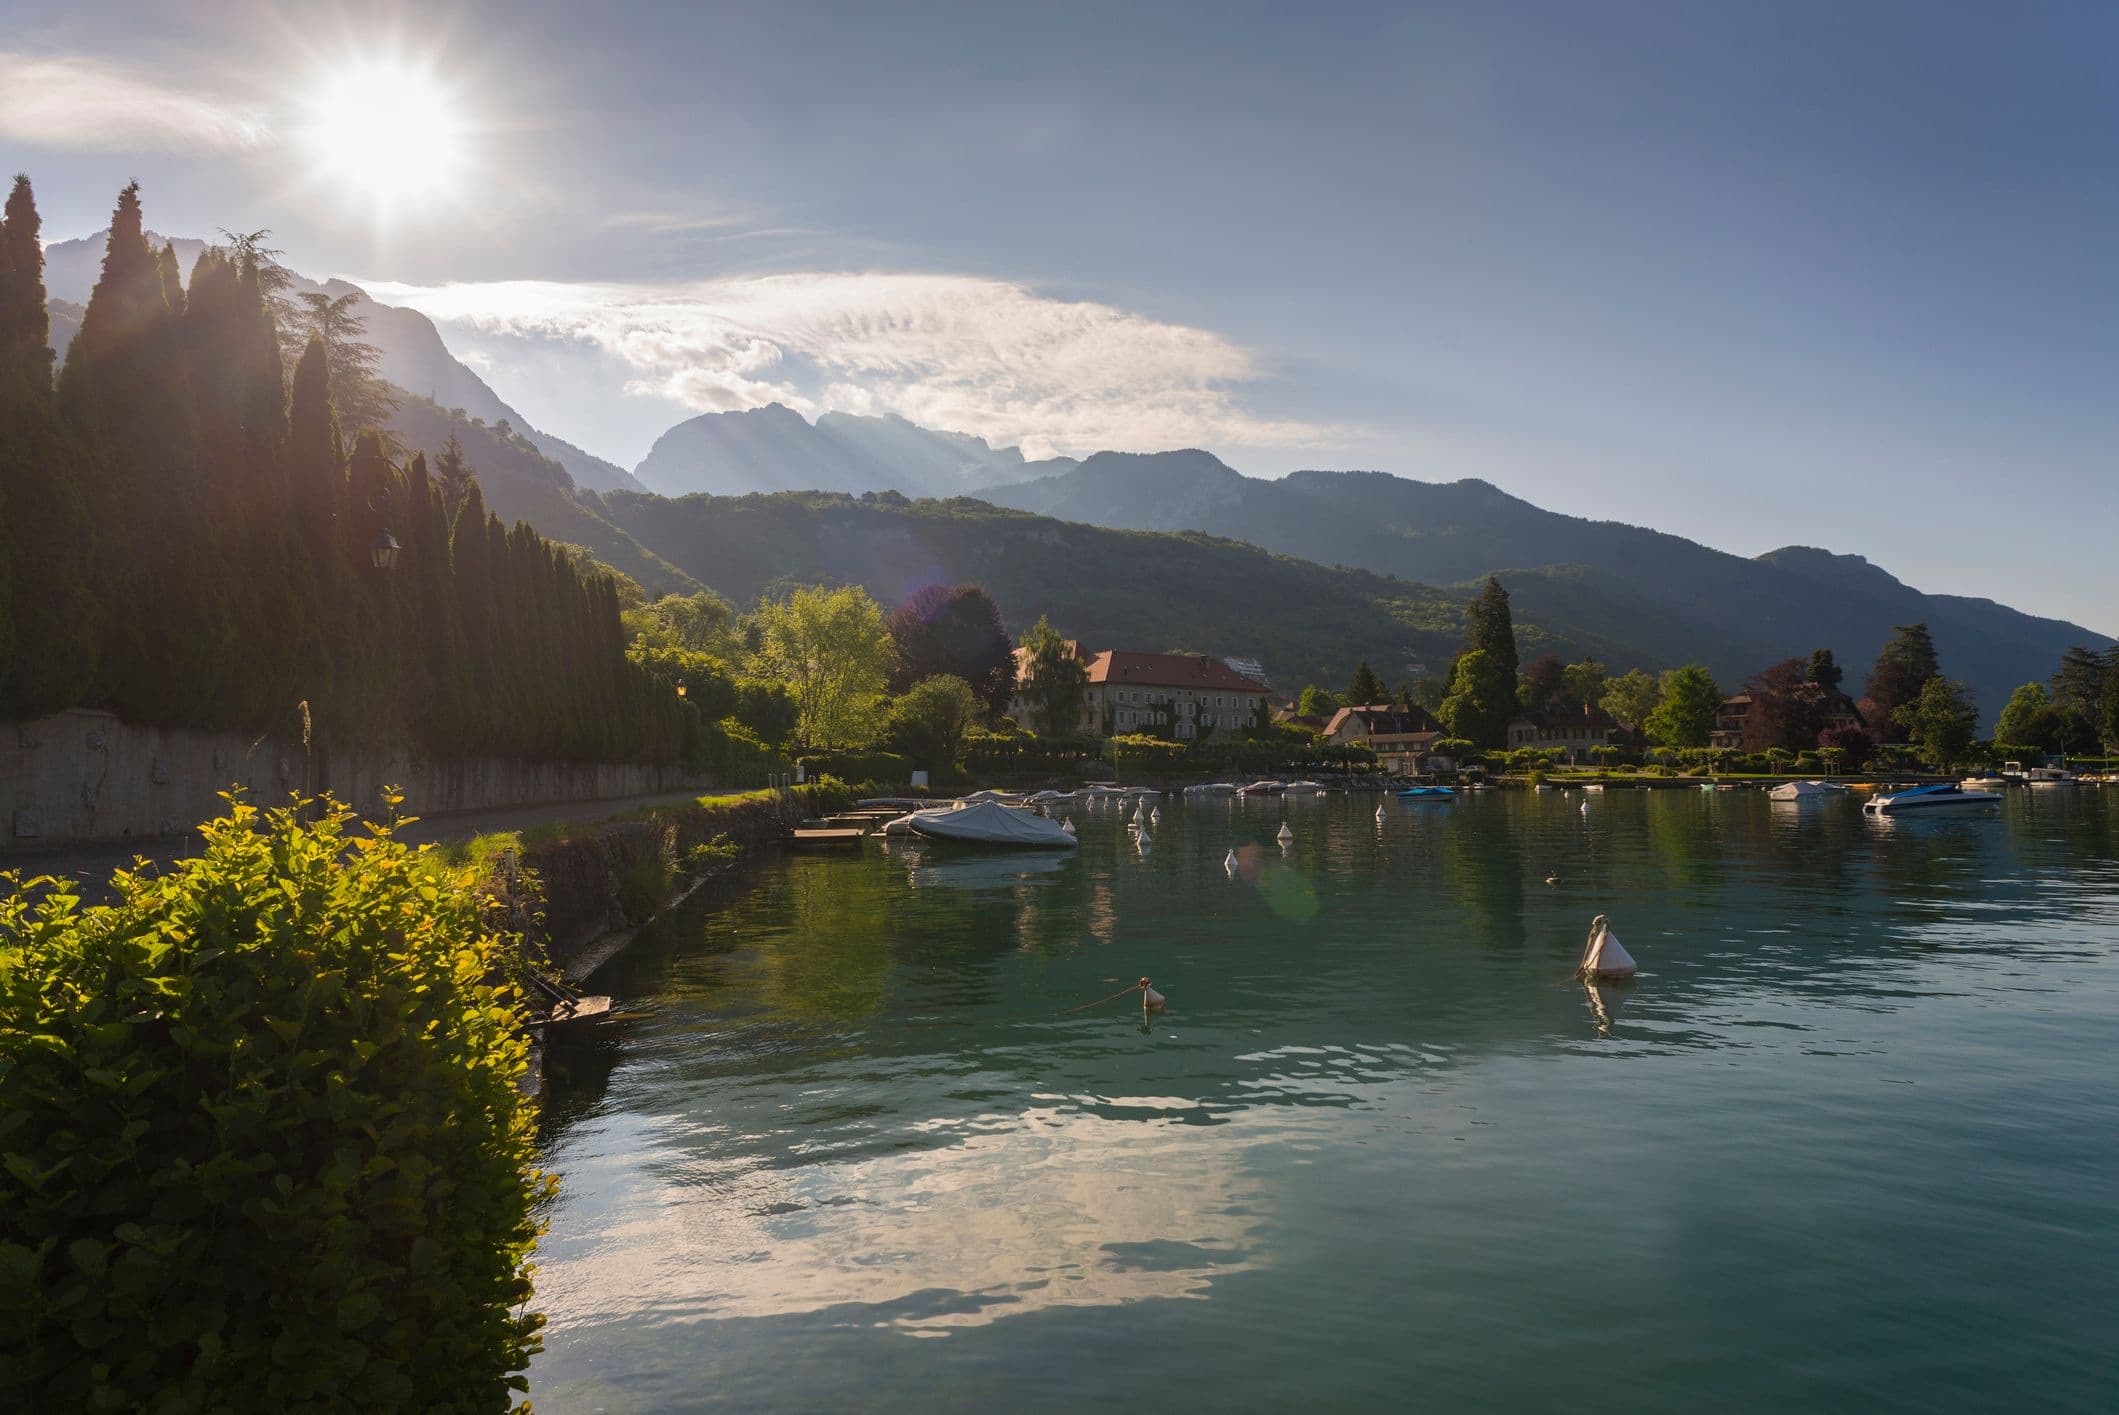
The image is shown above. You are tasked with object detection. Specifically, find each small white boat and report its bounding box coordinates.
[1239,780,1287,795]
[1959,775,2008,791]
[1184,782,1238,795]
[1583,783,1605,793]
[2025,766,2076,787]
[907,800,1080,847]
[1769,780,1849,802]
[1863,783,2002,815]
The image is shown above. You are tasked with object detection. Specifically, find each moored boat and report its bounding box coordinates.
[1396,785,1455,801]
[906,800,1080,847]
[1863,783,2002,815]
[1769,780,1849,802]
[1238,780,1286,795]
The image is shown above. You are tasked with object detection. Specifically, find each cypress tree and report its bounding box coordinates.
[0,176,98,714]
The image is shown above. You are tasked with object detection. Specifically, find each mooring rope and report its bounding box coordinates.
[1060,981,1150,1014]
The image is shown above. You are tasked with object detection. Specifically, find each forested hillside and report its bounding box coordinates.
[990,452,2110,715]
[597,489,1635,687]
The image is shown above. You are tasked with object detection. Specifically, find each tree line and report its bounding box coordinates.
[0,179,686,762]
[1278,575,2010,770]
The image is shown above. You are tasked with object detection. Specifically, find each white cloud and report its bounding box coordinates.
[0,52,268,152]
[358,271,1333,458]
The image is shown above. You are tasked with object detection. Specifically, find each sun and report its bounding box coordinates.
[298,56,470,212]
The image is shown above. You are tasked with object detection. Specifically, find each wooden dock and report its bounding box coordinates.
[788,827,864,849]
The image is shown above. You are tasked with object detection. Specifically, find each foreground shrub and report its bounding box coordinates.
[0,796,547,1410]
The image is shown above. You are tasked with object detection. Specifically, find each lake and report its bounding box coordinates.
[529,787,2119,1412]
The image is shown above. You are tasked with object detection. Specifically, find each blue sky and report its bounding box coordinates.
[4,1,2114,629]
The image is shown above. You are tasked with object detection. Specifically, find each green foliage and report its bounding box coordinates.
[886,583,1015,712]
[1561,658,1608,709]
[1019,614,1089,737]
[616,855,672,923]
[1864,623,1940,738]
[624,589,741,660]
[796,749,913,786]
[751,584,893,748]
[1894,677,1981,771]
[1994,682,2061,755]
[0,796,546,1409]
[1439,648,1513,748]
[1645,664,1722,748]
[1346,660,1385,706]
[884,674,984,775]
[1295,685,1342,719]
[1464,576,1522,718]
[1600,667,1662,730]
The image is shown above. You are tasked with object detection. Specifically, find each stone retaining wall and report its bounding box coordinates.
[3,708,705,848]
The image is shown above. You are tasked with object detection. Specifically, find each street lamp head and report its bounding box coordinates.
[675,678,687,699]
[370,528,402,572]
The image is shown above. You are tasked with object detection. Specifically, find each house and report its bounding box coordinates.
[1007,647,1270,739]
[1709,689,1866,750]
[1505,703,1624,764]
[1323,703,1443,772]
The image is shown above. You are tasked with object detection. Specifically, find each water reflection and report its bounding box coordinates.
[534,790,2119,1408]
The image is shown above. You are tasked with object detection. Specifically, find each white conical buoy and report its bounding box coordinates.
[1276,822,1294,845]
[1224,848,1239,876]
[1580,801,1590,816]
[1578,913,1638,979]
[1376,803,1387,822]
[1140,977,1165,1011]
[1150,807,1160,825]
[1061,818,1075,835]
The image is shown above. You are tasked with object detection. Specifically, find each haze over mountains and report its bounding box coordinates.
[39,227,2107,721]
[633,403,1077,500]
[41,231,643,495]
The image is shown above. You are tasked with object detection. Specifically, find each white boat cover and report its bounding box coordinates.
[907,800,1079,848]
[1769,780,1846,801]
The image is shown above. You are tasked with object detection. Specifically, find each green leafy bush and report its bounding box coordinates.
[616,855,672,922]
[0,796,547,1410]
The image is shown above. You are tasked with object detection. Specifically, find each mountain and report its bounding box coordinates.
[633,404,1075,499]
[987,453,2110,718]
[40,231,644,495]
[593,489,1640,690]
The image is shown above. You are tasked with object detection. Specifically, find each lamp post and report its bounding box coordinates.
[368,484,401,572]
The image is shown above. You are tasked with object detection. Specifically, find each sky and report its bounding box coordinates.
[3,1,2114,630]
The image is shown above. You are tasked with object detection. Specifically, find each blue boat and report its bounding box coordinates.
[1396,786,1456,801]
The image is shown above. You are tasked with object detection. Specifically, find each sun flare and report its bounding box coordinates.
[298,57,469,211]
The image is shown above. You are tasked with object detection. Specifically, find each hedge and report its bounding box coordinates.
[0,796,547,1410]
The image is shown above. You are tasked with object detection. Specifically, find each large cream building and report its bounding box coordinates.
[1008,645,1271,739]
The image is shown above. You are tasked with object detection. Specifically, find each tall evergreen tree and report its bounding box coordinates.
[1346,659,1386,706]
[1464,576,1521,720]
[1863,623,1940,739]
[0,176,97,714]
[1806,648,1843,694]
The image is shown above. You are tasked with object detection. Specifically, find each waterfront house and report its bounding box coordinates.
[1324,703,1443,772]
[1007,647,1271,739]
[1505,703,1624,764]
[1709,689,1865,750]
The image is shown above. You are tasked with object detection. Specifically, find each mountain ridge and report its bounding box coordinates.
[985,450,2109,718]
[633,403,1078,500]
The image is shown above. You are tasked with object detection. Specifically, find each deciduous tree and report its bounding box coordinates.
[751,584,893,748]
[1645,665,1721,748]
[1895,677,1980,771]
[1599,668,1662,731]
[1019,615,1089,737]
[1439,647,1513,748]
[886,582,1014,712]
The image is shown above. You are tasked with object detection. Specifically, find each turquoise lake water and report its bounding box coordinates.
[530,788,2119,1412]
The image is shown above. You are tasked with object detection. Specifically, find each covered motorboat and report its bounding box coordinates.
[1769,780,1849,802]
[1184,782,1239,795]
[1396,785,1455,801]
[1238,780,1286,795]
[906,800,1080,848]
[1864,783,2001,815]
